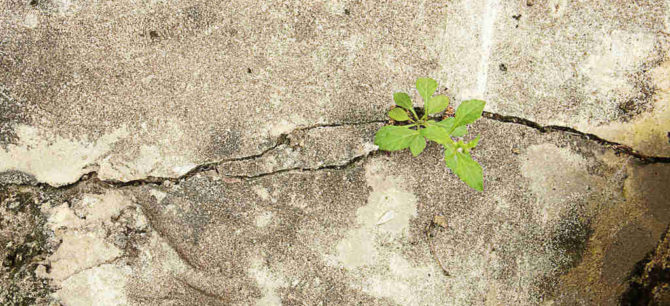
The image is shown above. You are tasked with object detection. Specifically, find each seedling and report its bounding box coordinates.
[374,77,486,191]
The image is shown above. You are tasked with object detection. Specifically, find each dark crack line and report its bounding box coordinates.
[482,111,670,163]
[217,112,670,180]
[292,119,386,131]
[100,120,386,186]
[93,133,291,188]
[3,112,668,191]
[221,150,381,180]
[7,120,385,190]
[59,255,126,283]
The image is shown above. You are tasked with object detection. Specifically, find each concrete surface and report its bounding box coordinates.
[1,0,670,305]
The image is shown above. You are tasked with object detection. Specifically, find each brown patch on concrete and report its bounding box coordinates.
[553,163,670,305]
[0,186,54,305]
[602,221,657,285]
[621,226,670,305]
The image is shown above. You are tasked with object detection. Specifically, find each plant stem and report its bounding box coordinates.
[410,108,420,121]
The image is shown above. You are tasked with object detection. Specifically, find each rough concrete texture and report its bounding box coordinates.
[1,0,670,305]
[621,225,670,305]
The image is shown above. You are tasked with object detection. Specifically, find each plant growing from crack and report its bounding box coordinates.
[374,77,486,191]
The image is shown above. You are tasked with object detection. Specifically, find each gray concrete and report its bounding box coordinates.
[1,0,670,305]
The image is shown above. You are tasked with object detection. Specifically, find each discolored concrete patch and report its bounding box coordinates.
[0,186,54,305]
[552,162,670,305]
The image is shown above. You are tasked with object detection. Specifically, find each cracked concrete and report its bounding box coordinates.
[1,0,670,305]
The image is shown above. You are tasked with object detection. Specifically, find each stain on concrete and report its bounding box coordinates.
[0,187,54,305]
[603,221,657,285]
[621,226,670,305]
[552,162,670,305]
[591,56,670,157]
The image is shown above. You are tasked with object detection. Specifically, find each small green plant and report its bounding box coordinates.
[374,77,486,191]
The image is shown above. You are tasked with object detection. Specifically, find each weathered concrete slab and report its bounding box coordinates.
[2,1,668,187]
[0,0,446,186]
[2,120,664,305]
[2,1,670,305]
[436,0,670,157]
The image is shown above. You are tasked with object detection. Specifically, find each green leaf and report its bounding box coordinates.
[453,99,486,129]
[420,126,451,145]
[425,95,449,115]
[434,118,454,130]
[434,118,466,137]
[374,126,420,151]
[409,135,426,156]
[444,148,483,191]
[393,92,413,110]
[451,126,467,137]
[416,78,438,103]
[388,108,410,121]
[444,142,457,169]
[463,135,480,150]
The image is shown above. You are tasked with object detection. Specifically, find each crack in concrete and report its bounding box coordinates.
[1,113,667,190]
[98,119,386,185]
[221,150,381,180]
[482,111,670,163]
[58,255,125,283]
[2,120,385,189]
